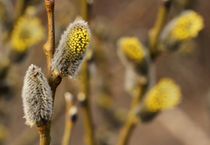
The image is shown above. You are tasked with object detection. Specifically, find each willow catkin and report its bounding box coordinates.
[22,64,53,127]
[52,18,91,78]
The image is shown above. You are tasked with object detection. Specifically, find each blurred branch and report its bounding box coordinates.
[79,1,96,145]
[117,113,139,145]
[15,0,27,19]
[149,0,172,58]
[62,93,78,145]
[117,80,147,145]
[78,92,95,145]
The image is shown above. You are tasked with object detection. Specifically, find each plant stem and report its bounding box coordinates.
[80,0,93,21]
[40,1,61,145]
[117,115,138,145]
[149,0,172,58]
[37,123,51,145]
[79,63,95,145]
[62,93,77,145]
[82,101,95,145]
[62,120,74,145]
[79,0,95,145]
[44,0,55,72]
[117,82,145,145]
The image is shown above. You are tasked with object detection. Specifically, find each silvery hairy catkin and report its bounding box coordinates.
[22,64,53,127]
[52,18,91,78]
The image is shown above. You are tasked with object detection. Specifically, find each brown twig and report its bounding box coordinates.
[37,123,51,145]
[38,1,61,145]
[44,0,55,72]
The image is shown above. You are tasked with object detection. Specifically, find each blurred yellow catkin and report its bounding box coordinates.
[145,78,181,112]
[11,6,45,53]
[118,37,145,64]
[163,10,204,42]
[171,10,204,41]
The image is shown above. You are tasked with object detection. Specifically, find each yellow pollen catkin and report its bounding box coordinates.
[52,18,91,77]
[118,37,145,64]
[67,27,90,58]
[170,10,204,41]
[145,78,181,112]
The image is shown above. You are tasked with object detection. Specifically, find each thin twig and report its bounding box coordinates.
[37,123,51,145]
[38,1,61,145]
[44,0,55,72]
[117,81,146,145]
[149,0,172,58]
[117,115,138,145]
[62,93,78,145]
[78,93,95,145]
[79,0,95,145]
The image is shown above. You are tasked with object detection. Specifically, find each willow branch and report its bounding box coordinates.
[62,121,74,145]
[117,32,157,145]
[44,0,55,71]
[79,0,95,145]
[117,80,147,145]
[79,66,95,145]
[62,93,77,145]
[149,0,172,58]
[39,1,60,145]
[37,124,51,145]
[117,115,139,145]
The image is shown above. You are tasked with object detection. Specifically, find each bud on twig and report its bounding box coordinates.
[22,64,53,127]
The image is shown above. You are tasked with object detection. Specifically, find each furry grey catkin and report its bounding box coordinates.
[52,18,91,78]
[22,64,53,127]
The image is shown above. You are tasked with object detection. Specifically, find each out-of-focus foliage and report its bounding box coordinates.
[11,6,45,53]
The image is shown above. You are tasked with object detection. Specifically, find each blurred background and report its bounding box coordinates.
[0,0,210,145]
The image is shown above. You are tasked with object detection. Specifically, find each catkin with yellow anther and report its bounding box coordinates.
[145,78,181,112]
[52,18,91,77]
[22,64,53,127]
[161,10,204,42]
[11,8,45,53]
[117,37,145,65]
